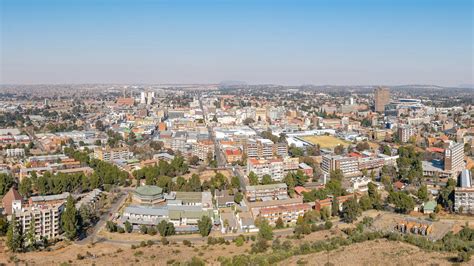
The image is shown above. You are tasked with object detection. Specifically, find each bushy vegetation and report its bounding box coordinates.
[218,225,474,265]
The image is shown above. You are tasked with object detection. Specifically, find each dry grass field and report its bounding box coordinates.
[282,239,455,266]
[301,135,350,149]
[0,236,458,266]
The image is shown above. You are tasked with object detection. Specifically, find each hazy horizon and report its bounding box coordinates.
[1,0,473,86]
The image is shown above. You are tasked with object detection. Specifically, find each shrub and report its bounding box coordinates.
[147,226,157,236]
[161,237,169,245]
[325,220,333,230]
[235,236,245,247]
[183,240,192,247]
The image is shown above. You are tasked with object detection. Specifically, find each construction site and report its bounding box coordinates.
[369,212,456,241]
[394,218,433,236]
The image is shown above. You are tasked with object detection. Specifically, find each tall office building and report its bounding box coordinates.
[374,87,390,113]
[444,141,464,172]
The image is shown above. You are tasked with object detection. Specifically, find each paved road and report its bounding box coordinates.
[77,188,131,245]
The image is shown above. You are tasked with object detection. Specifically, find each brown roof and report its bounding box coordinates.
[2,187,22,215]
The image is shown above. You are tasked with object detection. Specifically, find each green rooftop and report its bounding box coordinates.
[424,201,437,211]
[135,185,163,196]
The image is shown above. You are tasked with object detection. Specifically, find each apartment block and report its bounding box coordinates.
[13,202,64,241]
[245,183,288,202]
[94,146,130,162]
[259,203,311,226]
[398,125,415,143]
[247,158,284,181]
[321,155,360,177]
[192,139,214,161]
[244,138,287,159]
[454,169,474,214]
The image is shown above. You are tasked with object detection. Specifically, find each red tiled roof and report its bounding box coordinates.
[294,186,310,195]
[394,181,404,189]
[225,149,241,156]
[2,187,22,215]
[426,147,444,153]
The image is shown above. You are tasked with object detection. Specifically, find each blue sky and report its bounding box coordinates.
[1,0,472,85]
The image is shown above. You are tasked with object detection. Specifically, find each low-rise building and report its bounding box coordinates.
[132,185,165,205]
[315,193,360,213]
[259,203,311,226]
[299,162,313,177]
[245,183,288,202]
[5,148,25,157]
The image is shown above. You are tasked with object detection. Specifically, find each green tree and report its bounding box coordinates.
[0,173,14,196]
[330,169,344,181]
[19,177,32,197]
[26,218,36,249]
[248,171,259,186]
[341,197,361,223]
[275,217,284,229]
[388,191,415,213]
[0,215,9,236]
[189,155,200,166]
[234,192,243,204]
[61,195,78,240]
[188,174,202,192]
[331,198,339,217]
[334,145,344,155]
[157,220,175,237]
[417,185,429,202]
[258,220,273,240]
[231,176,241,189]
[6,214,23,252]
[359,194,372,211]
[261,174,272,185]
[197,216,212,237]
[368,182,382,210]
[124,220,132,233]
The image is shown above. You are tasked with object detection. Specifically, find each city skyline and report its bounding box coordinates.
[1,0,473,86]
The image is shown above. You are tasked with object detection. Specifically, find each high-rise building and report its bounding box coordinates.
[454,169,474,214]
[13,201,65,242]
[444,141,464,172]
[374,87,390,113]
[398,125,415,143]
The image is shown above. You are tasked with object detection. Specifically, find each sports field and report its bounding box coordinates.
[301,135,350,149]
